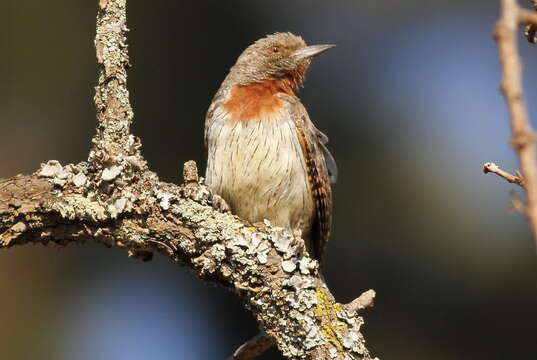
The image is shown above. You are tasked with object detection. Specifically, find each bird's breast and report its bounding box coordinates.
[205,94,315,233]
[222,79,294,123]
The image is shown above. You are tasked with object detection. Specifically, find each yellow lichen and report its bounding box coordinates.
[314,287,346,350]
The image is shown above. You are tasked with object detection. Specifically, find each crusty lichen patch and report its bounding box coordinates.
[51,194,108,222]
[0,0,377,355]
[314,287,345,351]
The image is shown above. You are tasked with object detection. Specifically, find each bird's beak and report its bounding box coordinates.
[291,44,336,60]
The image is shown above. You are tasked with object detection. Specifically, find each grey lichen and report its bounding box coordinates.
[282,259,297,273]
[101,165,123,181]
[156,190,176,211]
[38,160,63,178]
[72,172,87,187]
[51,194,108,222]
[299,257,317,275]
[107,197,128,218]
[0,1,377,358]
[37,161,88,188]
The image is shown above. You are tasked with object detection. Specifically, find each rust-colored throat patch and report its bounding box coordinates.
[224,70,305,123]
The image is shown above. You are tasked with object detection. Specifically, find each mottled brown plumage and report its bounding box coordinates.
[205,32,336,262]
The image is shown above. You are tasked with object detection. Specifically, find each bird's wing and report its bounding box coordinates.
[204,85,229,149]
[314,125,338,184]
[287,97,336,262]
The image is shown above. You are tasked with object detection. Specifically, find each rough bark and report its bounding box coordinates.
[0,1,376,359]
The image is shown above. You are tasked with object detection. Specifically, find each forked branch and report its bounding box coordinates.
[486,0,537,249]
[0,1,375,359]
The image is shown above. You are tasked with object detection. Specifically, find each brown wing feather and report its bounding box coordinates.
[291,100,334,263]
[204,89,226,149]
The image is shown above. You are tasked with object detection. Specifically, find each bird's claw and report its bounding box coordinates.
[211,194,231,213]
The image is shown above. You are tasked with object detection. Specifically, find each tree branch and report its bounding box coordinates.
[521,0,537,42]
[228,333,276,360]
[483,162,525,187]
[0,1,376,359]
[487,0,537,249]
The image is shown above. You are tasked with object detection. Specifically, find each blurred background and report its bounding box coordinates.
[2,0,537,359]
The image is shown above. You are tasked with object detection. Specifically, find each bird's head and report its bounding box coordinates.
[228,32,335,89]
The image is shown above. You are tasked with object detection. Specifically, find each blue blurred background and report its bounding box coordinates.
[2,1,537,359]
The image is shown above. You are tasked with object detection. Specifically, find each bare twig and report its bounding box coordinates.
[493,0,537,248]
[345,290,376,314]
[483,162,525,187]
[521,0,537,42]
[228,333,275,360]
[0,1,376,359]
[520,9,537,25]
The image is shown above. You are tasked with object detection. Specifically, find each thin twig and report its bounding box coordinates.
[495,0,537,249]
[346,289,376,314]
[483,162,525,187]
[519,8,537,25]
[521,1,537,43]
[228,333,275,360]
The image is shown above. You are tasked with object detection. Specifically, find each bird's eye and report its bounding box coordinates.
[272,46,279,53]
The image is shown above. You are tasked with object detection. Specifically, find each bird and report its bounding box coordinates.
[204,32,337,262]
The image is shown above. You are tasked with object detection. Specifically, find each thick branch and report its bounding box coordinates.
[93,0,136,159]
[493,0,537,248]
[0,1,376,359]
[0,169,374,360]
